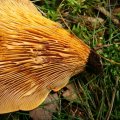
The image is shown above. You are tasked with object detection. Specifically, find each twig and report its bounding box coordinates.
[99,54,120,65]
[105,77,119,120]
[94,42,120,50]
[77,81,95,120]
[96,6,120,26]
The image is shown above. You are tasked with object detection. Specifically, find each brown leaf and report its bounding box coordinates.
[96,6,120,25]
[79,15,105,30]
[29,93,59,120]
[113,7,120,16]
[62,83,78,102]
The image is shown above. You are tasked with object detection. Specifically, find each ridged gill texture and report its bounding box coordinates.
[0,0,90,113]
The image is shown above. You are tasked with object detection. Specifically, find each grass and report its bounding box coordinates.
[1,0,120,120]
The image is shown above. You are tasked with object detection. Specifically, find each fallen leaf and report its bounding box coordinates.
[30,93,59,120]
[62,83,78,102]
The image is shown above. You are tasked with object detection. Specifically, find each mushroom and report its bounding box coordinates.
[0,0,102,114]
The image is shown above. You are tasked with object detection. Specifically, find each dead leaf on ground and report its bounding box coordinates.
[96,6,120,25]
[30,93,59,120]
[79,15,105,30]
[113,7,120,16]
[62,83,79,102]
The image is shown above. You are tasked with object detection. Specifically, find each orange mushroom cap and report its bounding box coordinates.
[0,0,102,114]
